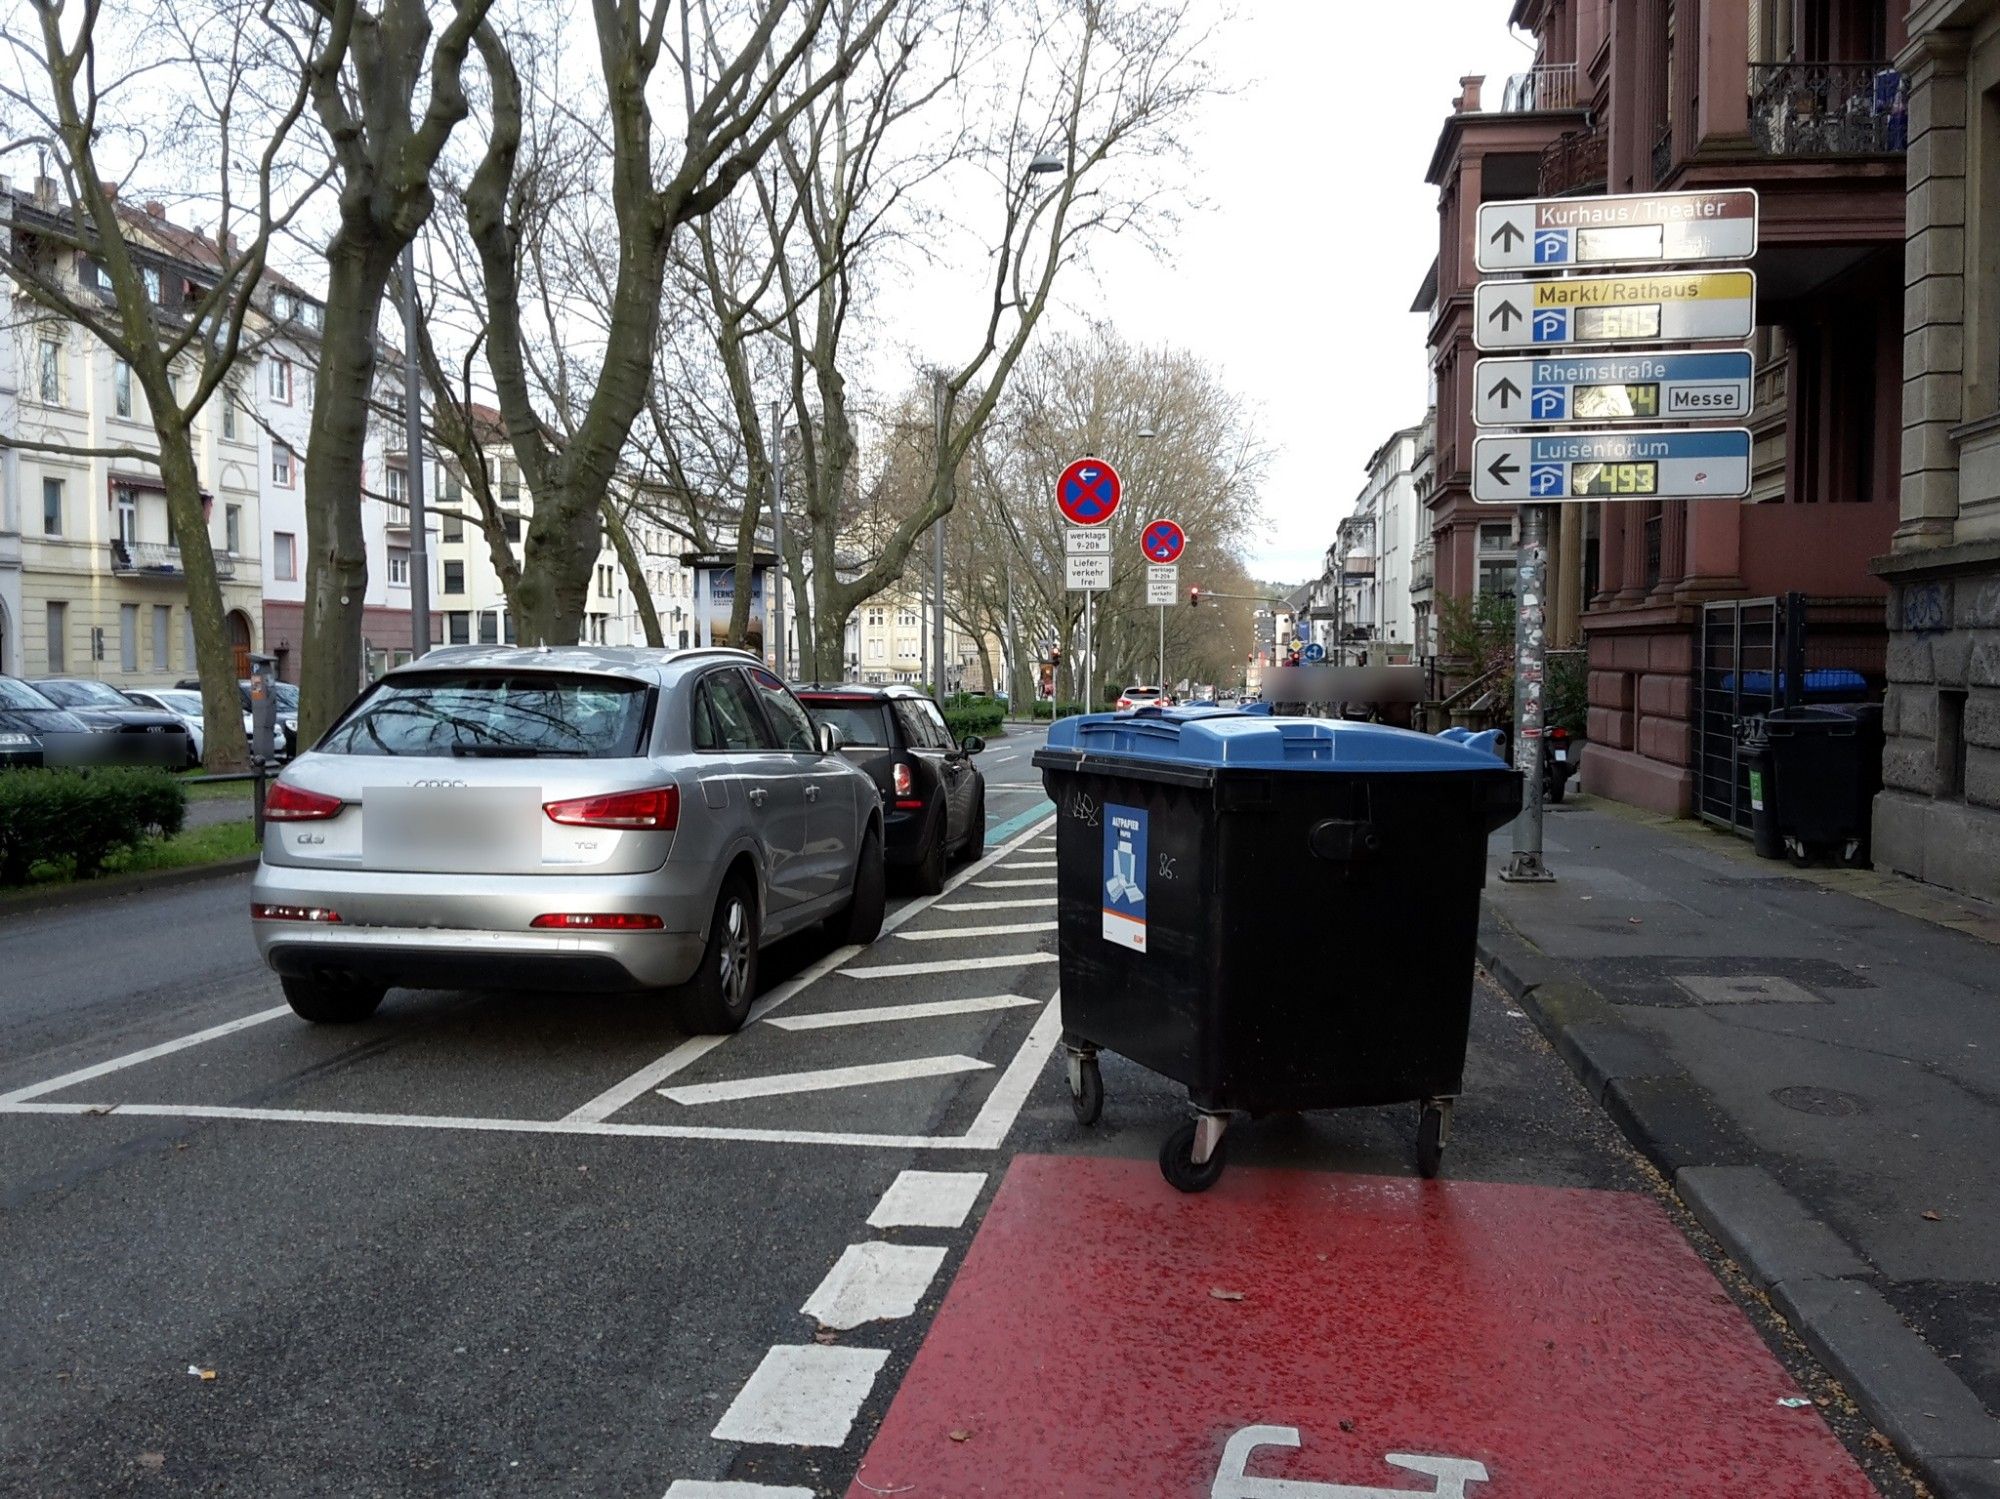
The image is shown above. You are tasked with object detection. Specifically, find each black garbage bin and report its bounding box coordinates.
[1764,703,1884,866]
[1737,717,1783,860]
[1032,706,1520,1192]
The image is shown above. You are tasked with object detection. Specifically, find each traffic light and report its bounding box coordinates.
[1188,586,1202,608]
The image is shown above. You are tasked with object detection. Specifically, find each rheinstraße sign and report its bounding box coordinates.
[1476,188,1759,272]
[1472,428,1753,504]
[1474,270,1755,352]
[1473,350,1754,426]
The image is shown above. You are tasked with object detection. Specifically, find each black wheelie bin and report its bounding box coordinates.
[1032,706,1521,1193]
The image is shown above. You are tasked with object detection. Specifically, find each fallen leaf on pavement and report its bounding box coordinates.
[1922,1210,1943,1222]
[948,1429,972,1443]
[813,1328,839,1345]
[1626,917,1643,925]
[186,1365,216,1382]
[1209,1288,1246,1301]
[136,1453,165,1471]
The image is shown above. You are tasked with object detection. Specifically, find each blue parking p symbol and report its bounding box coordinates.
[1534,229,1569,264]
[1530,386,1566,420]
[1530,464,1565,497]
[1532,308,1568,343]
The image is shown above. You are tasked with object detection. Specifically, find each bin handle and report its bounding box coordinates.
[1309,818,1380,863]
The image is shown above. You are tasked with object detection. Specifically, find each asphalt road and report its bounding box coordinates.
[0,724,1921,1497]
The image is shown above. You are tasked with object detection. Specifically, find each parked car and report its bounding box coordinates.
[123,687,257,769]
[0,675,81,768]
[177,678,298,758]
[250,647,886,1033]
[29,678,188,767]
[1115,684,1169,711]
[795,684,986,895]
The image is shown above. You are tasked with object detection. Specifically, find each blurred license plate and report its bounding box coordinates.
[363,786,541,870]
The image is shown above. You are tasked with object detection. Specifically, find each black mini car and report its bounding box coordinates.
[796,684,986,894]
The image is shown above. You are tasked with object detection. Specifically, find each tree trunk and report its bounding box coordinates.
[155,435,249,769]
[602,498,662,647]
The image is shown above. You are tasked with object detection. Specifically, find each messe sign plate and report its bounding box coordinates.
[1473,270,1754,351]
[1146,564,1178,606]
[1067,553,1111,590]
[1472,428,1753,504]
[1066,527,1111,555]
[1476,189,1759,272]
[1474,350,1754,426]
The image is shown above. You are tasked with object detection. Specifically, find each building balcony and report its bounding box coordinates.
[1538,127,1608,197]
[1748,61,1905,158]
[109,539,235,580]
[1500,63,1579,114]
[1650,126,1673,187]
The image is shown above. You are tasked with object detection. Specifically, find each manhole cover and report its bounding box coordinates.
[1770,1085,1868,1117]
[1676,974,1824,1005]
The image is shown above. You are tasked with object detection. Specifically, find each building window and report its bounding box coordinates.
[387,546,410,586]
[152,605,171,670]
[119,603,139,673]
[446,611,470,645]
[225,504,242,555]
[142,264,162,302]
[477,611,498,644]
[441,511,463,542]
[274,531,297,581]
[386,463,406,505]
[867,607,885,627]
[867,639,885,662]
[897,609,917,627]
[1476,522,1517,599]
[114,359,133,419]
[498,464,520,506]
[443,469,463,504]
[38,339,61,404]
[269,357,292,404]
[41,477,63,536]
[222,384,240,440]
[598,563,615,598]
[504,612,518,645]
[443,560,465,595]
[503,511,522,542]
[272,443,295,487]
[46,601,66,673]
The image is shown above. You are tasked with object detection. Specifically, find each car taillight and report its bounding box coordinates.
[529,912,665,931]
[263,781,344,821]
[543,785,679,829]
[893,762,913,796]
[251,903,342,923]
[1550,726,1570,741]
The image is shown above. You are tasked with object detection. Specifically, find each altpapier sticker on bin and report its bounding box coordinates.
[1102,803,1147,952]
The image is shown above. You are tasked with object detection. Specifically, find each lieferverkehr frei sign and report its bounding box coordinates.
[1474,270,1755,351]
[1476,188,1759,272]
[1473,350,1754,426]
[1471,428,1753,505]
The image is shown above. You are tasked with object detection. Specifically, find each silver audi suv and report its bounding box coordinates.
[251,647,885,1033]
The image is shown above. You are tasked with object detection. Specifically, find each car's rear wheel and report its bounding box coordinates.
[835,826,886,945]
[677,876,759,1034]
[280,975,386,1025]
[911,802,948,895]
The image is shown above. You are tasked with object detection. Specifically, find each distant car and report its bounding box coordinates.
[177,677,298,758]
[251,647,886,1033]
[796,684,986,895]
[1115,685,1169,711]
[0,676,82,768]
[123,687,257,768]
[29,678,188,767]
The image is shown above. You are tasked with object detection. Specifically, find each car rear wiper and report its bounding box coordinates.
[448,744,588,757]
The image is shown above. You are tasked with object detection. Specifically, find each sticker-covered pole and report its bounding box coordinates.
[1500,502,1556,882]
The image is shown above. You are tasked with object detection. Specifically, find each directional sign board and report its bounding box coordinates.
[1066,553,1111,591]
[1474,350,1754,426]
[1302,641,1326,663]
[1146,564,1178,606]
[1141,518,1185,564]
[1473,428,1753,505]
[1065,527,1111,556]
[1473,270,1755,352]
[1478,189,1759,273]
[1056,458,1121,527]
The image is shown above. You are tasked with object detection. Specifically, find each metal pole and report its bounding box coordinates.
[932,372,950,709]
[769,399,786,677]
[1500,502,1556,883]
[1083,590,1093,715]
[400,244,431,657]
[1005,556,1018,707]
[1158,603,1165,691]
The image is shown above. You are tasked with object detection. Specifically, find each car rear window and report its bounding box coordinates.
[319,672,653,758]
[803,700,891,748]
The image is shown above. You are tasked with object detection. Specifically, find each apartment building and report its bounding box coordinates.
[852,585,980,688]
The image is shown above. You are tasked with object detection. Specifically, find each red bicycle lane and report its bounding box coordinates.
[847,1155,1876,1498]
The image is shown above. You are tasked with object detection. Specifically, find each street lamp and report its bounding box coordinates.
[1028,149,1065,176]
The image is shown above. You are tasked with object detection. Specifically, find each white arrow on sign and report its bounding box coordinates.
[1476,188,1759,273]
[1471,428,1753,504]
[1473,270,1755,352]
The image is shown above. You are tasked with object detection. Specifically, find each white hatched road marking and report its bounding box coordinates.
[974,877,1057,888]
[868,1170,986,1229]
[659,1055,991,1107]
[800,1242,948,1330]
[710,1345,889,1446]
[894,921,1056,942]
[1006,859,1058,868]
[838,953,1057,980]
[763,995,1037,1031]
[664,1484,813,1499]
[933,896,1055,912]
[0,1005,292,1105]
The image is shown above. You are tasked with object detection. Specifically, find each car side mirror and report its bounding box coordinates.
[816,721,845,754]
[959,735,985,755]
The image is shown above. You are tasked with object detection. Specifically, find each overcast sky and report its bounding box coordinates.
[992,1,1537,584]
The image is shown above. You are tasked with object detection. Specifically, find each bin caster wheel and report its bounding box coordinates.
[1069,1056,1104,1126]
[1416,1101,1449,1180]
[1160,1118,1227,1194]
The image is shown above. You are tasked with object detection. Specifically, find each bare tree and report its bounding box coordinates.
[1,0,322,766]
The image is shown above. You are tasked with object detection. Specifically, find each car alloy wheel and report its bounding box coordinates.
[717,892,752,1010]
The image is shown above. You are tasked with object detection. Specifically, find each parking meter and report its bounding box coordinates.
[249,653,278,766]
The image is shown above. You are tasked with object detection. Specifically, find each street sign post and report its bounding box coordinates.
[1066,553,1112,591]
[1473,270,1755,351]
[1141,518,1186,564]
[1056,457,1122,527]
[1476,188,1759,273]
[1146,565,1178,607]
[1066,527,1111,555]
[1472,428,1753,504]
[1473,350,1754,427]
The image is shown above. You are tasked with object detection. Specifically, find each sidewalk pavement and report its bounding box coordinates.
[1479,795,2000,1498]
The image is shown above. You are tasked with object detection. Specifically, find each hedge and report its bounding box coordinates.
[0,767,187,884]
[942,696,1004,740]
[1030,700,1087,721]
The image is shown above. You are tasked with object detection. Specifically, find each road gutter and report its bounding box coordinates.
[0,856,259,917]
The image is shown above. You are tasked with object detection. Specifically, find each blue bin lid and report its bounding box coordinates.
[1043,706,1509,772]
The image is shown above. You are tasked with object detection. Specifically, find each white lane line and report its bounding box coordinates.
[868,1170,987,1229]
[1004,859,1058,869]
[710,1345,889,1447]
[987,785,1044,794]
[963,993,1065,1150]
[837,953,1057,980]
[973,878,1057,889]
[659,1054,991,1107]
[894,921,1056,942]
[0,1004,293,1105]
[933,896,1055,912]
[664,1483,813,1499]
[799,1242,948,1330]
[764,995,1038,1031]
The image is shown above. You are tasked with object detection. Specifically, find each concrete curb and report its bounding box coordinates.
[1476,911,2000,1498]
[0,856,258,917]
